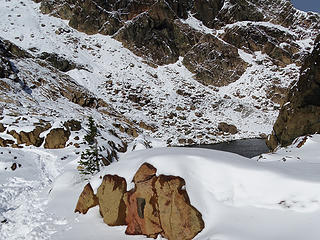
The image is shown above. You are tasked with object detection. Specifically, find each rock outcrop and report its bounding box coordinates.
[191,0,224,28]
[75,183,99,214]
[218,122,238,135]
[267,36,320,150]
[155,175,204,240]
[0,137,14,147]
[217,0,264,24]
[75,162,204,239]
[183,34,247,86]
[114,0,201,66]
[39,52,78,72]
[63,119,82,131]
[124,163,162,237]
[0,123,6,132]
[0,38,24,81]
[44,128,70,149]
[97,175,127,226]
[9,123,52,147]
[221,24,300,66]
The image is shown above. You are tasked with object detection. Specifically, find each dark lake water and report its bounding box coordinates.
[186,138,270,158]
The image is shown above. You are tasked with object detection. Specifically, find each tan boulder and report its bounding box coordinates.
[218,122,238,135]
[74,163,205,240]
[97,175,127,226]
[133,162,157,183]
[155,175,205,240]
[44,128,70,149]
[124,163,162,238]
[75,183,99,214]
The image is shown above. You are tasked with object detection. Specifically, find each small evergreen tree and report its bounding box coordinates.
[78,116,101,175]
[84,116,97,145]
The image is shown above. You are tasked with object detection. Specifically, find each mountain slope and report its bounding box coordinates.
[1,1,320,239]
[1,0,319,147]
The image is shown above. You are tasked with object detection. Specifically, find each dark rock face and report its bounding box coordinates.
[0,57,15,79]
[36,0,192,37]
[0,123,6,132]
[192,0,224,27]
[63,120,82,131]
[267,36,320,150]
[0,137,14,147]
[217,0,264,24]
[39,0,123,35]
[39,52,77,72]
[0,39,20,80]
[183,34,247,86]
[75,162,204,239]
[58,81,100,108]
[0,39,31,59]
[221,24,300,66]
[114,0,201,65]
[68,0,123,35]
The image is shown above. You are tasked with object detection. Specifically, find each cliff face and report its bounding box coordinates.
[34,0,320,85]
[267,36,320,150]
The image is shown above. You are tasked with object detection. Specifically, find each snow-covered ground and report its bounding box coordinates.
[1,0,317,145]
[1,0,320,239]
[1,134,320,239]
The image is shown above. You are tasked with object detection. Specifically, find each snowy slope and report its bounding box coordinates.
[2,134,320,239]
[1,0,320,239]
[1,0,318,146]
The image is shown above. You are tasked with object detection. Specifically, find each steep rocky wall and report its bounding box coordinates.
[267,36,320,150]
[114,1,202,65]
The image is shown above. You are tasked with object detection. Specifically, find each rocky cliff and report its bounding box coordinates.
[267,35,320,150]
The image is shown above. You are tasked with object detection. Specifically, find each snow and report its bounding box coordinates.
[0,0,320,239]
[181,12,215,35]
[0,0,307,145]
[222,21,298,37]
[2,134,320,239]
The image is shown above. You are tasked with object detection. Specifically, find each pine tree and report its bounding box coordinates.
[78,116,101,175]
[84,116,97,145]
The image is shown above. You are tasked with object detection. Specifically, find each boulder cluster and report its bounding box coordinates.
[75,163,204,240]
[0,119,81,149]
